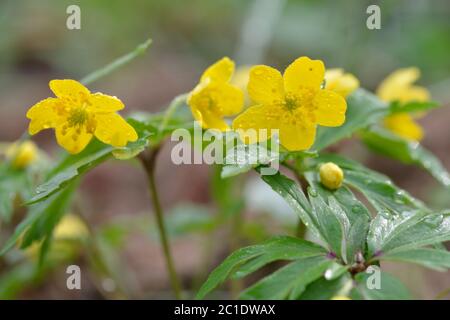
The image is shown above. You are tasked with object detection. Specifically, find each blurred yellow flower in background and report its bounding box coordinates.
[5,140,38,169]
[331,295,351,300]
[188,57,244,131]
[233,57,347,151]
[377,68,430,141]
[53,214,89,240]
[26,79,138,154]
[24,214,89,259]
[325,68,359,98]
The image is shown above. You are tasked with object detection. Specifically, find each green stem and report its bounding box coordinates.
[158,93,188,136]
[80,38,152,85]
[139,147,182,299]
[230,209,243,299]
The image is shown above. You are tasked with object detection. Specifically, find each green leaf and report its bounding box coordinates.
[196,236,326,299]
[258,171,324,243]
[367,211,450,257]
[305,172,371,263]
[298,274,352,300]
[309,154,426,215]
[27,119,152,205]
[221,144,279,178]
[0,168,32,222]
[313,89,388,150]
[389,100,440,114]
[362,126,450,187]
[377,248,450,271]
[307,190,343,256]
[0,181,76,256]
[239,256,333,300]
[26,140,112,205]
[352,271,412,300]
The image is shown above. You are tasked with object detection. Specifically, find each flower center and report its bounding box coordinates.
[67,106,89,127]
[284,93,300,111]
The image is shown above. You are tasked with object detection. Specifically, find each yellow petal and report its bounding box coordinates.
[190,104,229,131]
[56,124,93,154]
[325,69,359,98]
[214,83,244,116]
[200,57,234,83]
[279,119,317,151]
[49,79,90,101]
[94,113,138,147]
[26,98,63,135]
[247,65,284,105]
[313,89,347,127]
[376,67,429,103]
[88,93,125,113]
[398,85,430,103]
[232,104,282,144]
[284,57,325,93]
[188,81,243,131]
[384,113,424,141]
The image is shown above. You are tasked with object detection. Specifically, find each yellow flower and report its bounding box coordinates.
[320,162,344,190]
[23,214,88,259]
[383,113,424,142]
[376,68,430,141]
[232,57,347,151]
[6,140,38,169]
[26,79,138,154]
[53,214,89,240]
[325,68,359,98]
[188,57,244,131]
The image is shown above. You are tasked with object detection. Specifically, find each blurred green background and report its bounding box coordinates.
[0,0,449,299]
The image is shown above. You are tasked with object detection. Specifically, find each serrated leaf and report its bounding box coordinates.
[27,140,112,205]
[313,89,388,150]
[367,211,450,257]
[221,144,279,178]
[362,126,450,187]
[258,171,324,243]
[377,248,450,271]
[351,271,412,300]
[309,154,426,215]
[307,190,343,256]
[196,236,326,299]
[0,181,76,256]
[305,172,371,263]
[239,256,333,300]
[27,119,152,205]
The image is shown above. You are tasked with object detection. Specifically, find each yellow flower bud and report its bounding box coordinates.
[331,295,351,300]
[6,141,38,169]
[319,162,344,190]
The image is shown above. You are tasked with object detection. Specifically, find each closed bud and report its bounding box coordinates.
[319,162,344,190]
[6,141,38,169]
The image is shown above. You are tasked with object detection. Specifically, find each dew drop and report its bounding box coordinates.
[424,214,444,227]
[308,187,318,197]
